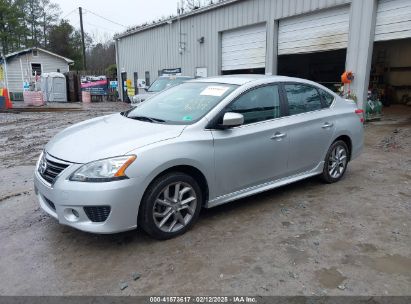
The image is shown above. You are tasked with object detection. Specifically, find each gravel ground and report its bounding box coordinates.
[0,103,410,296]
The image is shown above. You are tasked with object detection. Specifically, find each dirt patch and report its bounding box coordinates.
[356,243,378,253]
[376,128,411,151]
[0,191,30,203]
[0,102,129,168]
[361,255,411,277]
[286,247,309,265]
[315,267,347,289]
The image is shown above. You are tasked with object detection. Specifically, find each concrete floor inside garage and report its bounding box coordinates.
[0,102,410,296]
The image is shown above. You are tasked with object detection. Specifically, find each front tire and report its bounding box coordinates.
[321,140,349,183]
[139,172,202,240]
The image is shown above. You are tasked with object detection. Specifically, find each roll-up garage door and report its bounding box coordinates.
[375,0,411,41]
[278,6,350,55]
[221,24,266,71]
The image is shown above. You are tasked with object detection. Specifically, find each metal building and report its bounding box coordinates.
[115,0,411,109]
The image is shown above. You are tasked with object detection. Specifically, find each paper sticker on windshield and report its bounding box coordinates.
[182,115,192,121]
[200,86,229,97]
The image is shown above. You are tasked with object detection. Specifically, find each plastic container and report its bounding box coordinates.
[82,91,91,103]
[23,91,45,106]
[0,96,5,109]
[366,99,383,121]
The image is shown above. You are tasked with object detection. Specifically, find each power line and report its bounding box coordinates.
[85,21,117,33]
[62,8,77,20]
[83,8,127,28]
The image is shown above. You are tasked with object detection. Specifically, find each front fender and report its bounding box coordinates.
[125,131,217,202]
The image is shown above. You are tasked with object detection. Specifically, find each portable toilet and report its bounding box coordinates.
[41,72,67,102]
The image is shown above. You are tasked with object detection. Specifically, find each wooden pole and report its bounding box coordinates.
[79,7,87,70]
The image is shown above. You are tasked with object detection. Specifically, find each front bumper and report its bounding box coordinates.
[34,163,145,234]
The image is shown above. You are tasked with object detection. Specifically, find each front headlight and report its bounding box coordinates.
[69,155,136,182]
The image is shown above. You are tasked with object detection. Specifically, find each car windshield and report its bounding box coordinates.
[126,82,238,124]
[147,77,191,92]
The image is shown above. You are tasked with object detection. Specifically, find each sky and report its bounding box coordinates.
[57,0,178,43]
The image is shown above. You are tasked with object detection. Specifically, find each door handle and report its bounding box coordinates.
[271,132,286,140]
[322,122,334,129]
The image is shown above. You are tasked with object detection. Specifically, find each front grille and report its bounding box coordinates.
[84,206,111,222]
[43,196,56,211]
[39,154,70,184]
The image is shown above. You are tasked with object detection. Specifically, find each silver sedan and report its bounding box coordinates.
[34,75,364,239]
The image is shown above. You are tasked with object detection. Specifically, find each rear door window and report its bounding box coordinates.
[284,83,322,115]
[318,88,335,107]
[227,84,281,124]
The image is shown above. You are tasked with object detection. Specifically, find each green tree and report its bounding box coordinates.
[0,0,27,54]
[39,0,60,47]
[105,64,117,78]
[25,0,42,47]
[48,19,91,70]
[0,0,62,54]
[86,41,115,71]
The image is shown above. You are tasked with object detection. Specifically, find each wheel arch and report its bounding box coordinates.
[333,135,352,160]
[142,164,210,207]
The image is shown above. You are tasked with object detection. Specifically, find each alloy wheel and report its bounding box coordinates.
[328,145,347,179]
[152,182,197,233]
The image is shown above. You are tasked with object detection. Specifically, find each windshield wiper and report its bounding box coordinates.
[129,116,166,123]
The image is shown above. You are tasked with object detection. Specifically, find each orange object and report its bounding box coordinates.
[114,155,137,177]
[2,88,13,109]
[341,71,354,84]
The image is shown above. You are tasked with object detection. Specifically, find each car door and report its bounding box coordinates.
[211,84,290,197]
[282,83,337,175]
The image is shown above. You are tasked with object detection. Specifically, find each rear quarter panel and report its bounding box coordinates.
[332,97,364,160]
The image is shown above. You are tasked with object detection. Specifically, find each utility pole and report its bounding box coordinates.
[79,7,87,70]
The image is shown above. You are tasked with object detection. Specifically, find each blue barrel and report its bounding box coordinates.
[0,96,5,109]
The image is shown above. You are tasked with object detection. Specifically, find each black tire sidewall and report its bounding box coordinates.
[322,140,349,183]
[139,172,202,240]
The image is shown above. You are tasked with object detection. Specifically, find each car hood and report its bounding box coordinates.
[45,113,186,163]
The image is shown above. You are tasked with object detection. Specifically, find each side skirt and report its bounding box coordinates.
[206,161,325,208]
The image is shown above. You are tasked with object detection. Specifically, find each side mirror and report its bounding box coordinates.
[221,112,244,128]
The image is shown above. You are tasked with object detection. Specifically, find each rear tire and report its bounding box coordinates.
[321,140,349,183]
[139,172,202,240]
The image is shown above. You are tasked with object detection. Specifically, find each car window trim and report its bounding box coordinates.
[317,87,336,108]
[206,82,286,129]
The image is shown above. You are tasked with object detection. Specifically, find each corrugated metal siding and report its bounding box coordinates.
[221,23,266,71]
[117,0,351,86]
[375,0,411,41]
[278,5,350,55]
[6,50,69,92]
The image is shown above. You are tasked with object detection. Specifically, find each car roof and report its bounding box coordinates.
[158,76,193,79]
[189,74,321,86]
